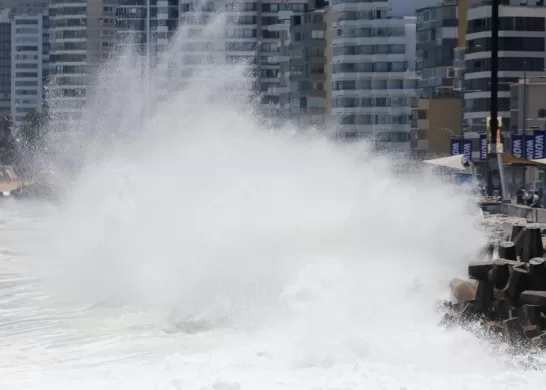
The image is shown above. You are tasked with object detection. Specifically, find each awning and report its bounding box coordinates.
[424,154,470,171]
[0,181,23,193]
[500,154,546,165]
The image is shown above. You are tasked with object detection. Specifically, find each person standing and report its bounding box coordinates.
[531,191,541,208]
[516,187,525,204]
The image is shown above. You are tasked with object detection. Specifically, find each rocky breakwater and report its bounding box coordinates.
[441,217,546,353]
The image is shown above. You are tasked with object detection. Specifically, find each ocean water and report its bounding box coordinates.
[0,199,544,389]
[1,9,545,390]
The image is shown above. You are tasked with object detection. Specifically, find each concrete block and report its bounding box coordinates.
[492,259,510,289]
[498,241,517,261]
[503,267,529,305]
[468,261,494,282]
[519,290,546,308]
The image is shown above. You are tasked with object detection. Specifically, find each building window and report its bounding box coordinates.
[311,64,324,74]
[467,16,546,34]
[310,47,323,57]
[466,57,544,73]
[261,17,277,25]
[468,37,545,53]
[464,97,510,113]
[418,130,428,140]
[311,30,324,39]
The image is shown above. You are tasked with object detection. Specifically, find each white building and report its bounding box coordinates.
[465,0,546,134]
[178,0,308,106]
[0,0,48,15]
[48,0,117,131]
[0,9,11,116]
[117,0,179,61]
[10,12,46,127]
[330,0,418,148]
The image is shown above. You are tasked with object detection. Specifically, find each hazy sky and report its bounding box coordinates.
[390,0,442,17]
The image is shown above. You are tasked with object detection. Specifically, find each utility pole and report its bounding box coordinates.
[459,71,465,159]
[522,61,528,137]
[490,0,499,147]
[145,0,151,118]
[146,0,150,71]
[487,0,504,197]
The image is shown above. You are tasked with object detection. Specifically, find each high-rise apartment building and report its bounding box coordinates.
[453,0,469,93]
[465,0,546,134]
[48,0,118,129]
[41,9,50,107]
[117,0,179,60]
[415,1,458,99]
[178,0,309,107]
[330,0,418,148]
[411,0,461,158]
[116,0,180,105]
[259,1,308,106]
[0,0,48,15]
[270,0,338,129]
[0,9,11,116]
[10,12,48,126]
[0,1,49,123]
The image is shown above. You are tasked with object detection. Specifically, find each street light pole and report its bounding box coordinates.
[146,0,150,70]
[523,61,528,135]
[145,0,151,117]
[487,0,501,197]
[459,70,465,159]
[490,0,499,147]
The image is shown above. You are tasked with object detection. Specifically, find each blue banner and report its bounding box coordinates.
[463,139,472,162]
[533,130,546,159]
[512,134,523,158]
[450,138,460,156]
[525,135,535,159]
[479,134,487,160]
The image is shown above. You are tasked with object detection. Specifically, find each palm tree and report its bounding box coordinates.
[0,114,18,165]
[18,109,46,153]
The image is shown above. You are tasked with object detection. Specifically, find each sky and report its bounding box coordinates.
[390,0,443,17]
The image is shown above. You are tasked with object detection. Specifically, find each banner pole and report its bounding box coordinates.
[497,152,508,202]
[487,0,500,196]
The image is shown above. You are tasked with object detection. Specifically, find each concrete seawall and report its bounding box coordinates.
[500,203,546,223]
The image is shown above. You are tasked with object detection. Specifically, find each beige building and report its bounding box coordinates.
[411,98,461,158]
[412,0,469,158]
[510,78,546,133]
[271,5,330,130]
[48,0,118,129]
[453,0,468,92]
[508,77,546,187]
[324,8,342,132]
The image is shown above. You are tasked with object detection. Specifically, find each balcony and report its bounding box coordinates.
[268,23,290,32]
[410,138,429,151]
[453,47,466,70]
[267,55,289,63]
[470,0,510,8]
[268,86,290,94]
